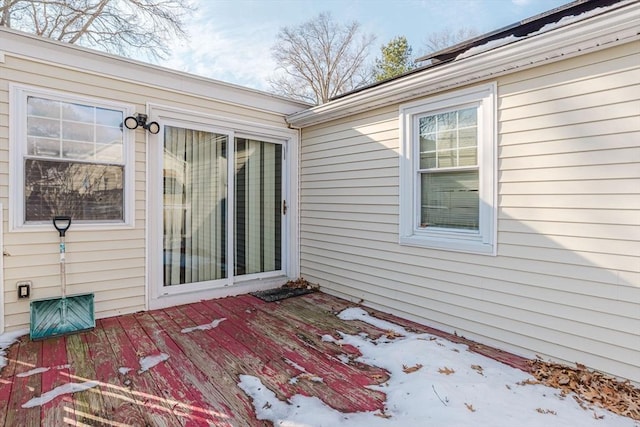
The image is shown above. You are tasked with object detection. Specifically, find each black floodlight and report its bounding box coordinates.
[123,113,160,134]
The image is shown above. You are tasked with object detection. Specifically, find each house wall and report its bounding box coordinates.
[299,42,640,382]
[0,30,304,331]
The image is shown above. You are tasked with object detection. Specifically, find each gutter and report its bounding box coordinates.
[287,0,639,128]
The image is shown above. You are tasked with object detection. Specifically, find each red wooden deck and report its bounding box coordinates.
[0,292,528,426]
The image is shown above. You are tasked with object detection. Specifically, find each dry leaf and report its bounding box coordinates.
[536,408,557,415]
[465,403,476,412]
[402,364,423,374]
[385,330,404,339]
[262,402,272,409]
[374,411,392,419]
[528,358,640,421]
[471,365,484,375]
[438,367,455,375]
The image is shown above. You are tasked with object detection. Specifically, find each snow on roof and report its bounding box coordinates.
[455,2,625,60]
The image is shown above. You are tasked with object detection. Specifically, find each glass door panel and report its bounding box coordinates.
[163,126,227,286]
[235,138,282,275]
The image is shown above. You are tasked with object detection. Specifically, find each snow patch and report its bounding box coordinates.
[0,329,28,370]
[457,4,618,60]
[238,308,637,427]
[118,367,132,375]
[138,353,169,374]
[16,367,50,378]
[22,381,100,408]
[181,318,227,333]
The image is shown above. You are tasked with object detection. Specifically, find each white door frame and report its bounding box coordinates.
[145,104,299,310]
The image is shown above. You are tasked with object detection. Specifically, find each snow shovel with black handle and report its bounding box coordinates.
[30,216,95,340]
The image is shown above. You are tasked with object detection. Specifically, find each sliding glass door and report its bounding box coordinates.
[163,126,228,286]
[235,138,282,276]
[162,126,283,289]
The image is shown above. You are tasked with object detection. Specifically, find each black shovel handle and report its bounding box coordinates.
[53,216,72,237]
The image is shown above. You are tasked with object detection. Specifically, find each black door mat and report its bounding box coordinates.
[250,287,317,302]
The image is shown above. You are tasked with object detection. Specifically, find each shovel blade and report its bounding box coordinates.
[30,294,95,340]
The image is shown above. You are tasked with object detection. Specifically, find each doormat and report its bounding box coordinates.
[250,287,317,302]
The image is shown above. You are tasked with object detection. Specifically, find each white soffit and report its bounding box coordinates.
[287,1,640,128]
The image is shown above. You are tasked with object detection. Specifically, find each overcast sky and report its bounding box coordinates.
[160,0,570,92]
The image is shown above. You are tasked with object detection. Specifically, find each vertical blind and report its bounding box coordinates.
[235,138,282,275]
[163,129,282,286]
[163,126,227,286]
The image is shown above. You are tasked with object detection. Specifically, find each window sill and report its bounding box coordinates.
[399,234,496,256]
[11,221,134,233]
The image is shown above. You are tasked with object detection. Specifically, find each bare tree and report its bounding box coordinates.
[422,27,479,55]
[0,0,194,60]
[269,12,376,105]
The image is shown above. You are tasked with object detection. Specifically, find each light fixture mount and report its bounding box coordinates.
[123,113,160,134]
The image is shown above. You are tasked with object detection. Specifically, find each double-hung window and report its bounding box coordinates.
[399,83,497,255]
[10,85,134,229]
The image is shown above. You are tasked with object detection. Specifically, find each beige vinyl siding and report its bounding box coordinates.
[299,42,640,382]
[0,49,295,330]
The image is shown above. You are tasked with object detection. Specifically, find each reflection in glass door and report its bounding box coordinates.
[235,138,282,275]
[163,126,227,286]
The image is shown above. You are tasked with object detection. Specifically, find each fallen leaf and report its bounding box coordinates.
[536,408,557,415]
[471,365,484,375]
[385,330,404,339]
[262,402,271,409]
[438,367,455,375]
[528,358,640,421]
[402,364,423,374]
[374,411,392,419]
[465,403,476,412]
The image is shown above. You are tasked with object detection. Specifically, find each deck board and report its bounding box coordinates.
[5,337,42,426]
[40,336,73,426]
[0,292,529,426]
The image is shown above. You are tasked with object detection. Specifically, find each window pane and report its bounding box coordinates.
[62,121,93,142]
[62,103,94,123]
[28,137,60,157]
[458,128,477,148]
[458,108,477,127]
[437,111,457,130]
[459,148,477,166]
[235,138,282,276]
[419,116,436,134]
[437,150,456,168]
[27,97,59,118]
[27,117,60,138]
[420,170,479,230]
[96,143,123,162]
[420,133,436,152]
[420,151,436,169]
[96,108,123,127]
[96,125,122,144]
[62,141,94,160]
[437,131,456,150]
[163,126,228,285]
[25,159,124,222]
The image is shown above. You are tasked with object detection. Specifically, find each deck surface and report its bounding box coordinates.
[0,292,528,426]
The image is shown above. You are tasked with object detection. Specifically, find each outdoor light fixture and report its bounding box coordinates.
[123,113,160,134]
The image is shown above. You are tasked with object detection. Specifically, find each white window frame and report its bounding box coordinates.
[9,84,136,231]
[399,83,497,255]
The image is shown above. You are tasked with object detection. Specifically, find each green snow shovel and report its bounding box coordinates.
[30,216,95,340]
